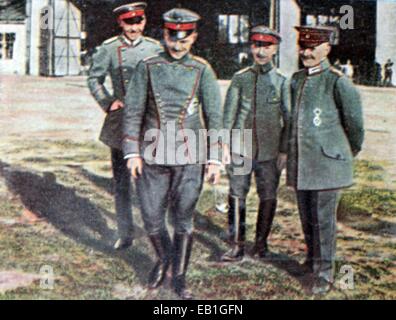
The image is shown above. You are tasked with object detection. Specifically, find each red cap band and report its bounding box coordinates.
[164,22,197,31]
[118,10,145,21]
[251,34,279,44]
[296,27,333,47]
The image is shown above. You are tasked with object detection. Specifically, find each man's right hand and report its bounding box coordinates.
[127,157,143,179]
[222,143,231,165]
[109,100,124,112]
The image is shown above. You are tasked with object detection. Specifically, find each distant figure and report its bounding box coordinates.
[383,59,394,87]
[238,52,249,67]
[333,59,342,71]
[374,62,382,87]
[342,59,354,80]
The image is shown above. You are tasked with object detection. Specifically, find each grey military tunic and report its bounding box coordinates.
[288,59,364,283]
[223,62,290,200]
[287,59,364,190]
[122,51,223,165]
[224,62,290,160]
[87,35,163,150]
[122,51,223,234]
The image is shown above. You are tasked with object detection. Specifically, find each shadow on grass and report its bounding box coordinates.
[0,160,152,284]
[193,210,230,261]
[338,190,396,237]
[263,251,313,293]
[72,165,114,195]
[71,165,141,207]
[343,217,396,237]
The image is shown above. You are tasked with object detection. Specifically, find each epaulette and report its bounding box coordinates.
[275,69,286,78]
[235,66,251,76]
[143,54,160,62]
[192,56,209,66]
[103,36,118,45]
[144,37,161,45]
[329,67,344,77]
[292,69,305,78]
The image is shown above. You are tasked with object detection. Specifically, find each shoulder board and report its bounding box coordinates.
[235,66,251,76]
[143,54,160,62]
[275,69,286,78]
[103,36,119,45]
[292,69,305,78]
[329,67,344,77]
[144,37,161,45]
[192,56,209,66]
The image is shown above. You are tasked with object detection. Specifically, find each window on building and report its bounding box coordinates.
[0,33,16,60]
[218,15,249,44]
[306,15,317,26]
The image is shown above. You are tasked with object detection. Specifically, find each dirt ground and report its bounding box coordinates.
[0,75,395,300]
[1,75,395,184]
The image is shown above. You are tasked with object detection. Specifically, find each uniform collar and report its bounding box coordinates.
[162,50,192,63]
[306,58,331,76]
[120,34,143,47]
[252,61,274,74]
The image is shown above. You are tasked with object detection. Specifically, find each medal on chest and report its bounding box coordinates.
[313,108,322,127]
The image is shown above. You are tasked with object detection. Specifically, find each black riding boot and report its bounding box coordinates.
[253,199,277,258]
[148,231,172,289]
[172,233,194,300]
[221,196,246,262]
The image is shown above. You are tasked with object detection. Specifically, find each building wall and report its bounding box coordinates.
[279,0,301,77]
[376,0,396,85]
[0,22,26,74]
[26,0,49,75]
[27,0,82,76]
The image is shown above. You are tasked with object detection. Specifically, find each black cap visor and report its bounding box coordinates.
[122,16,144,25]
[166,28,194,41]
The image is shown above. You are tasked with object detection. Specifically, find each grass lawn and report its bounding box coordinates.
[0,139,394,299]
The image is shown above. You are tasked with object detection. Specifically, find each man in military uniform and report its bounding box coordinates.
[87,2,162,250]
[221,26,290,262]
[122,9,223,299]
[287,26,364,294]
[384,58,394,87]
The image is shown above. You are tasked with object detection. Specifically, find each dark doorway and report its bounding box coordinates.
[299,0,377,84]
[84,0,272,79]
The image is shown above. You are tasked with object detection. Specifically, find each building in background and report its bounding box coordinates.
[0,0,82,76]
[81,0,300,78]
[297,0,395,85]
[0,0,395,84]
[0,0,26,74]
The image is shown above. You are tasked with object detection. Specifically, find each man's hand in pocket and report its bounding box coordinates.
[109,100,124,112]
